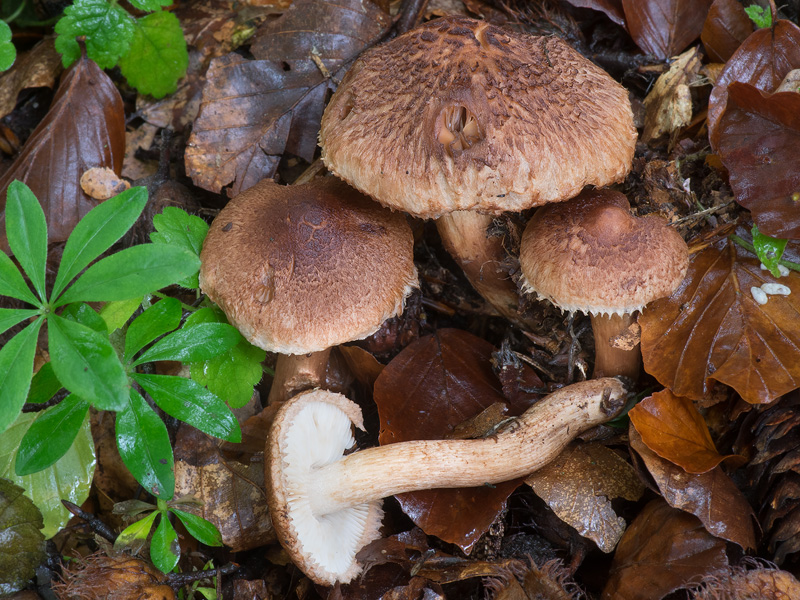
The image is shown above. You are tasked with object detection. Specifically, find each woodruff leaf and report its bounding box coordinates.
[61,302,108,334]
[150,207,208,289]
[114,510,158,554]
[0,309,39,338]
[26,363,62,406]
[5,181,47,302]
[133,322,240,366]
[0,319,44,434]
[54,0,135,69]
[751,225,788,278]
[124,297,181,362]
[0,251,40,306]
[100,297,142,332]
[151,514,180,573]
[171,508,223,546]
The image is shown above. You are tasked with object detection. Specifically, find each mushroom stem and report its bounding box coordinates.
[267,349,332,404]
[590,313,640,381]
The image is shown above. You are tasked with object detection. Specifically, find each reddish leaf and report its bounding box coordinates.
[0,51,125,251]
[629,427,757,550]
[601,500,728,600]
[640,238,800,405]
[700,0,754,63]
[374,329,537,552]
[717,82,800,240]
[621,0,713,59]
[707,19,800,150]
[561,0,625,26]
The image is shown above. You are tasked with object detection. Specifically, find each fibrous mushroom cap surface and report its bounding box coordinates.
[320,16,637,218]
[519,189,689,316]
[199,177,417,354]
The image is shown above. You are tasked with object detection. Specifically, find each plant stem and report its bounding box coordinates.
[729,234,800,271]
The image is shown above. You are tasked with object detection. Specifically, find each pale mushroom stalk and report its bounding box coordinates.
[266,349,331,404]
[590,313,640,380]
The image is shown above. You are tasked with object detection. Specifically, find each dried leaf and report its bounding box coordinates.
[80,167,130,201]
[700,0,754,63]
[525,443,644,552]
[629,427,757,550]
[601,499,728,600]
[561,0,625,26]
[716,82,800,240]
[0,50,125,251]
[621,0,713,59]
[640,238,800,405]
[338,345,384,387]
[0,38,62,121]
[374,329,536,553]
[642,46,703,142]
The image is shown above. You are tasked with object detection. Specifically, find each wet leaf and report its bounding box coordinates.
[642,46,702,143]
[0,50,125,251]
[640,238,800,404]
[601,499,728,600]
[54,0,134,68]
[629,427,756,550]
[0,479,45,595]
[562,0,625,26]
[0,38,62,121]
[150,514,179,573]
[700,0,754,63]
[374,329,537,552]
[621,0,714,59]
[525,443,644,552]
[716,82,800,240]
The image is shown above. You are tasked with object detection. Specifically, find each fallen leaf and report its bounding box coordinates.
[629,426,756,550]
[525,443,644,552]
[562,0,625,26]
[0,479,46,595]
[621,0,713,59]
[700,0,754,63]
[338,345,384,388]
[716,82,800,240]
[0,38,62,121]
[601,499,728,600]
[640,237,800,405]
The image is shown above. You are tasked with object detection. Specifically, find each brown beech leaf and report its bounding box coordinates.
[338,345,384,387]
[561,0,625,26]
[700,0,754,63]
[0,38,62,120]
[716,82,800,240]
[374,329,537,553]
[0,50,125,251]
[629,427,757,550]
[525,443,644,552]
[621,0,713,60]
[185,0,391,195]
[707,19,800,151]
[640,238,800,405]
[601,499,728,600]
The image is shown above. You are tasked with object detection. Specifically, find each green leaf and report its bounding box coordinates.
[26,363,62,406]
[0,319,43,434]
[132,374,241,442]
[0,250,40,306]
[744,4,772,28]
[0,308,39,337]
[0,21,16,73]
[100,297,143,332]
[5,181,47,302]
[116,389,174,499]
[15,394,90,476]
[61,302,108,334]
[48,314,129,411]
[0,479,45,594]
[113,509,158,555]
[751,225,788,278]
[171,508,222,546]
[128,0,173,12]
[0,410,95,538]
[124,297,181,362]
[150,513,180,573]
[133,322,240,366]
[150,207,208,289]
[54,0,135,68]
[55,245,200,307]
[117,11,188,99]
[51,187,148,301]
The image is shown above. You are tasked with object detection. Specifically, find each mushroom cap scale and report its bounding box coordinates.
[199,177,417,354]
[320,16,637,218]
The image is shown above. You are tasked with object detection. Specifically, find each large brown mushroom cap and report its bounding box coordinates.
[519,189,689,316]
[199,178,417,354]
[320,16,637,218]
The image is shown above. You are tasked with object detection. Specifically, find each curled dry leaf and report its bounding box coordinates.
[525,443,644,553]
[629,427,756,550]
[0,50,125,251]
[561,0,626,26]
[700,0,754,63]
[621,0,713,60]
[640,238,800,405]
[601,499,728,600]
[0,38,62,120]
[716,82,800,240]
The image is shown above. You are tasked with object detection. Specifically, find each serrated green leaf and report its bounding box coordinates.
[61,302,108,334]
[133,322,240,366]
[54,0,135,68]
[5,181,47,302]
[150,514,180,573]
[751,225,788,278]
[170,508,222,546]
[26,363,62,406]
[0,410,95,538]
[118,11,188,99]
[48,314,129,411]
[124,297,181,362]
[15,394,90,476]
[100,297,143,332]
[113,509,158,555]
[151,207,208,289]
[0,21,15,72]
[54,245,200,307]
[0,319,43,434]
[128,0,173,12]
[744,4,771,28]
[0,308,39,337]
[116,389,173,499]
[51,187,148,301]
[0,250,40,306]
[0,479,45,594]
[132,374,241,442]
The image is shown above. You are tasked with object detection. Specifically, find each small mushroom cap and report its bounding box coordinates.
[267,389,383,585]
[519,189,689,316]
[320,16,637,218]
[199,178,417,354]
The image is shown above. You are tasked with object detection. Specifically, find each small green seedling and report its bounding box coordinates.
[744,4,772,29]
[752,225,788,278]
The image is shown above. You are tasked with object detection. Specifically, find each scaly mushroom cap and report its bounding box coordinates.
[519,189,689,316]
[199,178,417,354]
[267,389,384,585]
[320,16,637,218]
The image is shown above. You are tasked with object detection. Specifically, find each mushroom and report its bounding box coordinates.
[267,377,628,585]
[199,177,417,403]
[519,189,689,380]
[319,16,637,323]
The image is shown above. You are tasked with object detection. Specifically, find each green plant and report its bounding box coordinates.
[54,0,188,97]
[745,4,772,29]
[0,20,14,71]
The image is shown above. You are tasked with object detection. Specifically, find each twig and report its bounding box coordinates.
[22,389,69,412]
[167,563,241,587]
[62,500,117,543]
